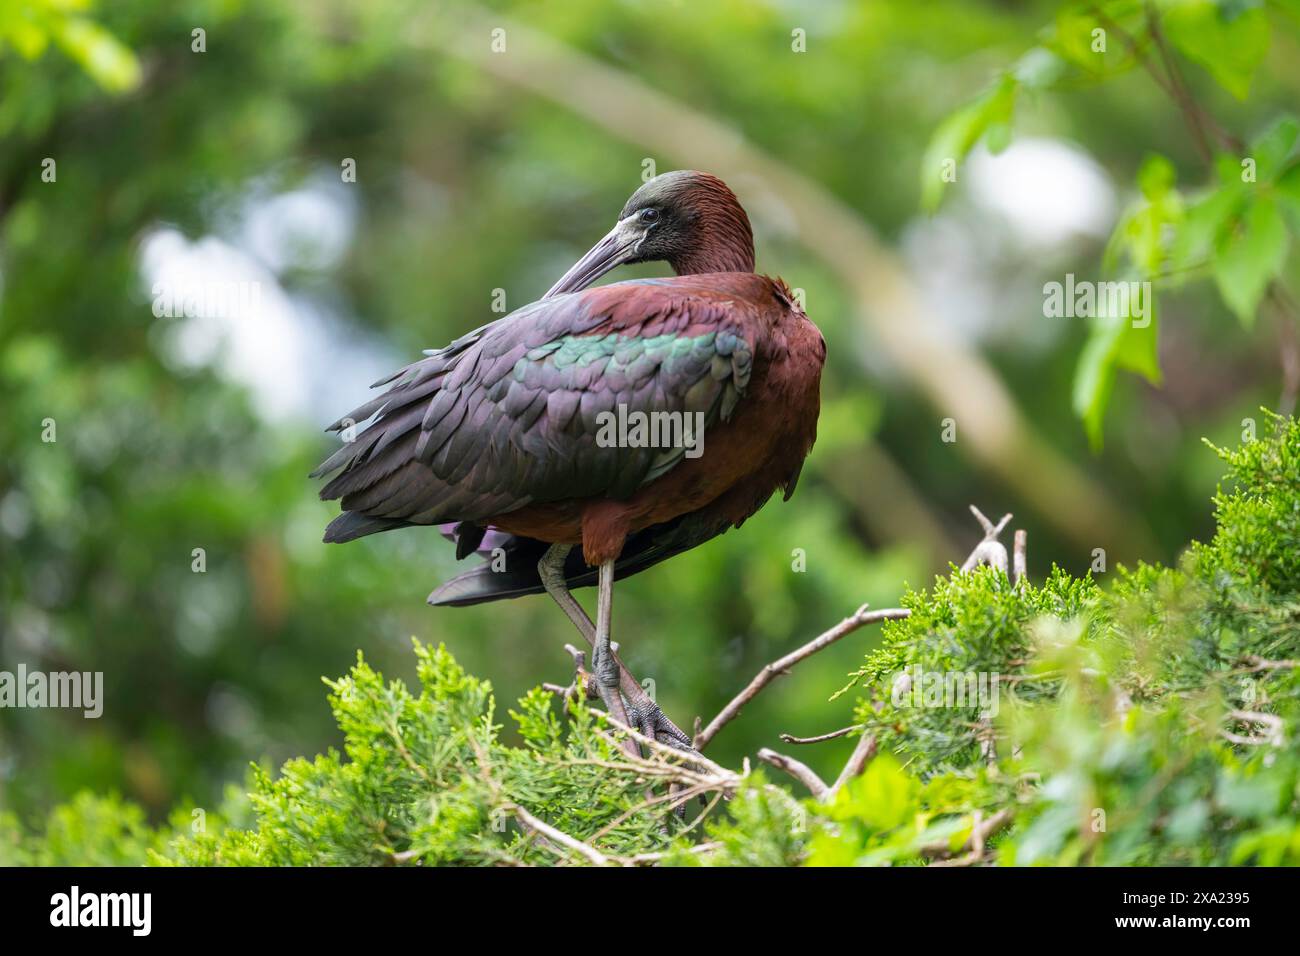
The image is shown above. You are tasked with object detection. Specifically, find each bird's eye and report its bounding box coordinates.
[638,208,660,224]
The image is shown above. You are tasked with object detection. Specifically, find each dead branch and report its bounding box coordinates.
[961,505,1012,573]
[1238,655,1300,673]
[511,803,611,867]
[780,725,859,745]
[1221,709,1285,747]
[831,734,878,793]
[1013,529,1027,585]
[922,808,1014,866]
[621,841,722,866]
[693,605,910,751]
[756,748,830,800]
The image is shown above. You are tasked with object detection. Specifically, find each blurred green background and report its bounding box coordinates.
[1,0,1297,822]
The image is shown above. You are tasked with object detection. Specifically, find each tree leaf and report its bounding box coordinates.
[1170,183,1245,272]
[52,18,142,94]
[1073,291,1160,450]
[1249,115,1298,181]
[919,75,1017,212]
[1163,1,1270,101]
[1213,195,1289,326]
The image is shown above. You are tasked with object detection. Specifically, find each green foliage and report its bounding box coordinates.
[925,1,1299,445]
[2,0,1298,868]
[847,566,1099,772]
[11,416,1300,866]
[0,0,140,92]
[158,642,694,866]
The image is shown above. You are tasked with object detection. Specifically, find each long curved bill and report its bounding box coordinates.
[544,220,639,298]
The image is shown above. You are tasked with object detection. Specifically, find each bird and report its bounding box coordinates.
[312,170,825,751]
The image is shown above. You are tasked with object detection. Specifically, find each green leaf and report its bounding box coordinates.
[1249,115,1299,181]
[1213,195,1289,326]
[828,753,918,833]
[1163,1,1270,101]
[1215,768,1286,820]
[5,17,50,59]
[1277,163,1300,225]
[1138,152,1176,200]
[1171,184,1245,271]
[1073,292,1160,450]
[51,18,142,94]
[920,74,1018,212]
[1012,46,1068,89]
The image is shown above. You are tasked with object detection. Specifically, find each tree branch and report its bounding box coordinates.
[693,605,910,751]
[756,748,829,800]
[511,803,611,867]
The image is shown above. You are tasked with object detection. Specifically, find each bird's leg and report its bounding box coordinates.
[538,545,634,752]
[592,558,620,691]
[538,544,600,644]
[537,544,693,752]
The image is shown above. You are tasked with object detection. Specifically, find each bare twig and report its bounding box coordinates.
[960,505,1012,573]
[1237,655,1300,673]
[622,841,722,866]
[779,725,860,745]
[694,605,910,751]
[1013,529,1027,585]
[601,714,741,783]
[512,803,611,867]
[756,748,830,800]
[1144,3,1215,163]
[924,808,1014,867]
[831,734,878,793]
[1221,709,1285,747]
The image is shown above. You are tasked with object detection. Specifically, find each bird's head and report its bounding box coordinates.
[546,170,755,297]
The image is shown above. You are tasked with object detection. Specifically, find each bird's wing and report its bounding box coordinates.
[313,277,767,537]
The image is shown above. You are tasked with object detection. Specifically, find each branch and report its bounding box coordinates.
[960,505,1012,573]
[601,714,741,784]
[779,725,859,745]
[756,748,829,800]
[831,733,878,793]
[761,731,878,802]
[1013,529,1027,586]
[622,841,722,866]
[924,808,1014,867]
[1221,709,1285,747]
[1237,655,1299,673]
[694,605,910,751]
[511,803,611,867]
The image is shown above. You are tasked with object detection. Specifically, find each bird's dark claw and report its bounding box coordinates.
[626,697,694,753]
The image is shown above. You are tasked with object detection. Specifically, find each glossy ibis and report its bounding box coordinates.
[313,171,825,750]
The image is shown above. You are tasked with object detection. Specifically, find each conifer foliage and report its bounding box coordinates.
[5,415,1300,866]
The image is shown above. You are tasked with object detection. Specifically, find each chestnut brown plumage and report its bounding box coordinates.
[313,171,825,749]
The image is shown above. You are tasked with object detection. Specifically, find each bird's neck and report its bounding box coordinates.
[672,198,755,275]
[673,242,755,275]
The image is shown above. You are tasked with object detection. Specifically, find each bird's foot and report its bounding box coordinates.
[554,644,696,758]
[622,693,693,753]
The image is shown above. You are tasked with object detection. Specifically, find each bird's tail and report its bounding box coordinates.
[323,511,411,543]
[426,513,732,607]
